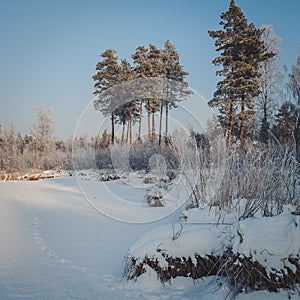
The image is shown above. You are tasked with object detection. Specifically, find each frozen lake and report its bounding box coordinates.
[0,176,297,299]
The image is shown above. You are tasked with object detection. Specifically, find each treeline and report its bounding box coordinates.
[0,106,73,175]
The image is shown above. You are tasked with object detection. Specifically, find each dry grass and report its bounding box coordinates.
[126,250,300,294]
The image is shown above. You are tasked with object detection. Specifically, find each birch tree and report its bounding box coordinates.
[257,25,283,143]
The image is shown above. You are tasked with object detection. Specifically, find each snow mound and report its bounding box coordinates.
[232,205,300,276]
[127,205,300,293]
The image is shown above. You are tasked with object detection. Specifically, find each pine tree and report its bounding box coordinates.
[131,46,150,77]
[93,48,122,145]
[115,59,136,144]
[273,102,296,144]
[161,40,190,144]
[131,41,190,144]
[147,44,163,140]
[132,44,163,141]
[132,46,150,140]
[208,0,271,144]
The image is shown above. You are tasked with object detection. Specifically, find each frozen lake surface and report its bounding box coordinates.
[0,176,297,299]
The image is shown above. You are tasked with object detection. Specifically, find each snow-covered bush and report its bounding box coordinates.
[215,141,299,219]
[170,128,209,208]
[72,135,97,170]
[170,127,299,218]
[129,141,159,171]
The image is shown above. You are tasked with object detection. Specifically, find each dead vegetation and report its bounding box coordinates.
[0,172,57,181]
[126,250,300,294]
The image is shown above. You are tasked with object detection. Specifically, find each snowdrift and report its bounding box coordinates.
[127,205,300,293]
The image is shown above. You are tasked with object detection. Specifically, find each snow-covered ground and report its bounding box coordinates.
[0,175,298,299]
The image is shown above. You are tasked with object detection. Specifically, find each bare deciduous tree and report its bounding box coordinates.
[30,105,55,170]
[256,25,283,143]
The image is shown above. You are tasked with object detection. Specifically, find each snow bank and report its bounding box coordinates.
[128,205,300,293]
[232,205,300,276]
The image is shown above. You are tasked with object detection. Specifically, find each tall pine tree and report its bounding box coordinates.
[147,44,163,140]
[208,0,271,144]
[132,44,164,141]
[161,40,190,144]
[93,48,121,145]
[114,59,137,144]
[132,45,152,140]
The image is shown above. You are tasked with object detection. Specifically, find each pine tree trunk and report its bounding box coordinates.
[159,101,164,146]
[138,99,143,141]
[263,92,268,121]
[111,112,115,145]
[121,120,125,143]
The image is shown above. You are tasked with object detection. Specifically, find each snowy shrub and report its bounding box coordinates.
[170,128,208,208]
[72,137,97,170]
[147,194,163,207]
[218,141,300,219]
[170,127,299,218]
[129,141,159,171]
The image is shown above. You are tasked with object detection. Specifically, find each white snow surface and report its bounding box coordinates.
[0,175,299,299]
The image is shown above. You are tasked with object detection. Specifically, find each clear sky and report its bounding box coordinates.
[0,0,299,138]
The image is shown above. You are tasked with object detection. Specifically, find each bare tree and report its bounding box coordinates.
[0,123,17,173]
[31,105,55,170]
[257,25,283,143]
[288,52,300,161]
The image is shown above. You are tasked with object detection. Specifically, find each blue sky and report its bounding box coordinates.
[0,0,299,138]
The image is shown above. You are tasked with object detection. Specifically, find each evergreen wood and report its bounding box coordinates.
[93,41,190,146]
